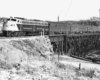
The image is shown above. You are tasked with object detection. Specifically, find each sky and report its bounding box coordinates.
[0,0,100,21]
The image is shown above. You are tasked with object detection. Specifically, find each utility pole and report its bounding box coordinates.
[57,16,60,62]
[43,28,44,35]
[58,16,59,22]
[70,24,71,33]
[99,9,100,19]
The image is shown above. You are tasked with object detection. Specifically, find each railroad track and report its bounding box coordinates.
[70,55,100,64]
[0,35,44,39]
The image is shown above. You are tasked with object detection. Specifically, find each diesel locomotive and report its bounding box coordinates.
[2,17,50,37]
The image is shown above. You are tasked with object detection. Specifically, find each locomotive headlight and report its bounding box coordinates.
[10,24,15,26]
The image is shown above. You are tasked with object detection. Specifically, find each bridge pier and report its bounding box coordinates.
[49,35,64,55]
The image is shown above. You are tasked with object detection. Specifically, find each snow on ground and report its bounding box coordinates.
[0,35,100,80]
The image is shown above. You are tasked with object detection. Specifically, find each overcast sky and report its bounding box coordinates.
[0,0,100,21]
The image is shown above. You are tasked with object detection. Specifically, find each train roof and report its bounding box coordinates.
[7,17,49,26]
[21,19,48,26]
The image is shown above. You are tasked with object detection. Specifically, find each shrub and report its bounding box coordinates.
[55,62,66,70]
[76,68,95,78]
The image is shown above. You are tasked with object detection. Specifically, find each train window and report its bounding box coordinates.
[11,19,16,21]
[7,19,10,21]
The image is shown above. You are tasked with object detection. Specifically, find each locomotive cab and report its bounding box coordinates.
[2,17,50,37]
[3,18,19,31]
[3,18,21,36]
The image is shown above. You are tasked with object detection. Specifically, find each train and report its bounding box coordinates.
[0,17,100,37]
[49,20,100,35]
[1,17,50,37]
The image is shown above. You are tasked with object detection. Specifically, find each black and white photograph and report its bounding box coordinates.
[0,0,100,80]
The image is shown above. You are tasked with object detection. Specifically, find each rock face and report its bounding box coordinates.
[0,36,53,64]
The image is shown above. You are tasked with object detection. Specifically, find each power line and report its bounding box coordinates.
[58,0,67,17]
[64,0,73,19]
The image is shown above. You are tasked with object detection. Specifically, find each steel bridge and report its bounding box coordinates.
[49,32,100,58]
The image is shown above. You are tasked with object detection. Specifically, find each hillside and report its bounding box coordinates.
[0,36,100,80]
